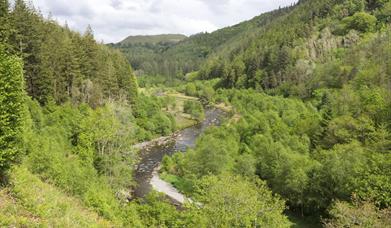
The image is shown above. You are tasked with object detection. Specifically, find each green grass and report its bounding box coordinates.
[163,92,201,130]
[139,89,200,130]
[175,114,198,130]
[160,173,194,195]
[6,165,113,227]
[0,188,41,227]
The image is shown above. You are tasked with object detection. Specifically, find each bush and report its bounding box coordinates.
[324,199,391,228]
[342,12,378,33]
[185,83,197,96]
[183,100,205,121]
[192,174,291,227]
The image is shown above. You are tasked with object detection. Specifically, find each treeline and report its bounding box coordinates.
[1,0,137,106]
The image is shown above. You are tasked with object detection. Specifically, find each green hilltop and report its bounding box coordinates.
[118,34,187,45]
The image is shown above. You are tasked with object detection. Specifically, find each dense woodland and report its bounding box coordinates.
[1,0,391,227]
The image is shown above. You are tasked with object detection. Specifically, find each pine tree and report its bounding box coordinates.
[0,0,11,50]
[0,46,26,174]
[64,34,82,102]
[35,21,57,104]
[80,25,98,80]
[10,0,43,100]
[0,0,7,14]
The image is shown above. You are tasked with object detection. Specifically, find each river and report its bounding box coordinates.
[133,108,226,203]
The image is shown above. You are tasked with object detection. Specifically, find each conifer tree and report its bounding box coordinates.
[80,25,98,80]
[10,0,43,99]
[0,0,11,50]
[0,0,7,15]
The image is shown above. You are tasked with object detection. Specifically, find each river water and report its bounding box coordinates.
[133,108,226,200]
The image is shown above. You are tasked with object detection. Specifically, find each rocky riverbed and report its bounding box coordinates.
[132,108,226,203]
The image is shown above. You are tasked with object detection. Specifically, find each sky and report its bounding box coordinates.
[30,0,298,43]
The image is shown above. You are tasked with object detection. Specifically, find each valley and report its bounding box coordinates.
[1,0,391,227]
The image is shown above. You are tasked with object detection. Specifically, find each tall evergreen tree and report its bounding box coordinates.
[0,0,11,50]
[63,34,82,101]
[0,0,7,14]
[80,25,98,80]
[10,0,43,99]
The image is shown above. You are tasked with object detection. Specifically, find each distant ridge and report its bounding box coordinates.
[118,34,187,45]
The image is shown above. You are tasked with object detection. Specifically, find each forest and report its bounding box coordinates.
[1,0,391,227]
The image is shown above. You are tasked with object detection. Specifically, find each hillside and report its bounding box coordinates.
[112,6,295,78]
[118,34,187,45]
[197,0,391,95]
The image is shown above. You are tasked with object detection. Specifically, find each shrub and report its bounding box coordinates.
[342,12,378,33]
[0,48,26,174]
[183,100,205,121]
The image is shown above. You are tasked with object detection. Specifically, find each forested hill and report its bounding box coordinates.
[197,0,391,95]
[110,5,296,78]
[117,34,187,45]
[1,0,138,106]
[114,0,391,91]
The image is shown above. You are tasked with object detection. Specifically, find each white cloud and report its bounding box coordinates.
[31,0,297,43]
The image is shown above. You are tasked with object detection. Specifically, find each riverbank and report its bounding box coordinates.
[150,166,191,204]
[132,108,226,203]
[132,134,177,150]
[132,135,191,205]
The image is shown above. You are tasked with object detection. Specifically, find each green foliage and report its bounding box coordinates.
[4,0,138,106]
[117,34,187,46]
[164,86,391,219]
[311,142,369,208]
[191,174,291,227]
[323,115,375,147]
[183,100,205,121]
[160,173,194,195]
[366,0,389,10]
[2,0,391,225]
[0,47,26,174]
[342,12,378,33]
[24,102,125,222]
[135,192,185,227]
[0,0,12,50]
[185,127,240,177]
[178,79,219,103]
[375,1,391,23]
[354,152,391,208]
[184,83,197,96]
[0,188,41,227]
[133,94,176,140]
[8,165,113,227]
[324,199,391,228]
[20,100,153,225]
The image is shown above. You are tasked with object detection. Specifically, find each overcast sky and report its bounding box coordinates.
[31,0,298,43]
